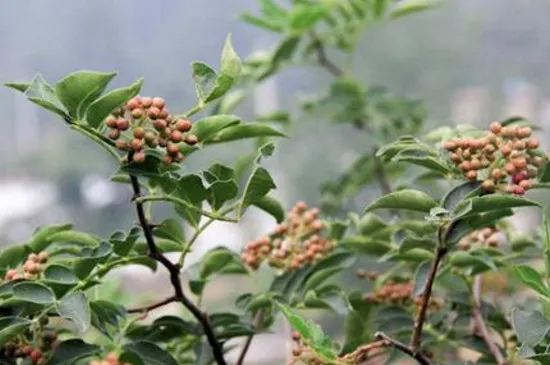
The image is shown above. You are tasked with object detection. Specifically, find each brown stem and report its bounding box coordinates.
[234,310,264,365]
[410,227,447,353]
[375,332,434,365]
[126,295,177,314]
[128,152,227,365]
[472,276,509,365]
[342,340,387,363]
[310,31,343,77]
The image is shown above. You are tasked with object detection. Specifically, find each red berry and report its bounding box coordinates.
[141,97,153,108]
[116,118,130,131]
[162,155,173,164]
[131,138,144,151]
[30,349,42,362]
[490,122,502,134]
[105,116,117,128]
[153,119,167,131]
[115,139,130,150]
[170,130,182,142]
[166,143,180,156]
[527,137,540,149]
[131,108,144,119]
[184,134,198,145]
[147,107,161,120]
[152,97,165,109]
[126,98,141,110]
[107,129,120,140]
[133,127,146,139]
[176,119,193,132]
[513,185,525,195]
[133,151,146,163]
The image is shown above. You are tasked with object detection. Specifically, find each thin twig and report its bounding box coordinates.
[472,276,509,365]
[342,340,387,363]
[234,310,264,365]
[128,152,228,365]
[410,227,447,353]
[375,332,434,365]
[126,295,177,314]
[310,31,343,77]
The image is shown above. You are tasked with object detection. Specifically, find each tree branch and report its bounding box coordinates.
[234,310,264,365]
[410,227,447,353]
[127,152,228,365]
[472,276,509,365]
[127,295,177,314]
[375,332,434,365]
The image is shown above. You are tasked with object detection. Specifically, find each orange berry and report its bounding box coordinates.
[481,180,495,192]
[153,119,167,131]
[527,137,540,149]
[133,151,146,163]
[176,119,193,132]
[141,97,153,108]
[116,118,130,131]
[184,134,199,145]
[133,127,146,139]
[105,116,117,128]
[126,98,141,110]
[504,163,516,174]
[166,143,180,156]
[170,130,183,142]
[465,170,477,180]
[518,126,532,138]
[513,157,527,169]
[490,122,502,134]
[107,129,120,140]
[131,138,144,151]
[162,155,173,164]
[152,97,166,109]
[459,161,471,171]
[519,179,532,190]
[115,139,130,150]
[147,107,161,120]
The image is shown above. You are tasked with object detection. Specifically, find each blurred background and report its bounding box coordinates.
[2,0,550,363]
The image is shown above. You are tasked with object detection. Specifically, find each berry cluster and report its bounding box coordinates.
[288,331,324,365]
[3,251,48,281]
[363,280,444,311]
[457,226,501,250]
[443,122,543,195]
[355,269,378,281]
[104,96,198,165]
[2,330,58,364]
[241,202,332,271]
[89,352,130,365]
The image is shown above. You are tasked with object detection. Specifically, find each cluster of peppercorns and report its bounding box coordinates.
[355,268,378,281]
[89,352,130,365]
[3,251,48,281]
[2,330,58,364]
[104,96,198,165]
[363,280,444,311]
[457,226,502,250]
[287,331,325,365]
[241,202,333,271]
[443,122,543,195]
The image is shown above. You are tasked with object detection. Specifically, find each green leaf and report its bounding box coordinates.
[197,34,242,104]
[73,242,113,279]
[171,175,209,228]
[413,260,431,296]
[240,13,284,32]
[192,61,217,101]
[277,302,338,361]
[55,70,116,118]
[0,244,30,269]
[513,265,549,296]
[239,167,276,216]
[191,115,241,143]
[390,0,438,19]
[46,339,100,365]
[204,123,286,145]
[364,189,438,213]
[393,149,450,174]
[372,0,388,17]
[542,208,550,278]
[250,195,285,223]
[44,265,79,284]
[56,291,91,333]
[28,222,73,252]
[289,4,327,32]
[341,291,374,354]
[24,74,68,117]
[13,282,55,304]
[217,89,247,114]
[152,219,185,245]
[512,309,550,346]
[273,36,301,66]
[200,247,239,278]
[123,341,178,365]
[469,194,540,214]
[341,235,391,256]
[0,317,32,347]
[4,81,31,93]
[85,77,143,128]
[304,267,343,292]
[442,181,482,211]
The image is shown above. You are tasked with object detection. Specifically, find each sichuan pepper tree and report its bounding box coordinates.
[3,1,550,365]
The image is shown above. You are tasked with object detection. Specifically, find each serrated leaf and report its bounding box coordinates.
[277,302,338,361]
[513,265,549,296]
[44,265,79,284]
[57,291,91,333]
[512,309,550,346]
[442,181,482,211]
[250,195,285,223]
[123,341,178,365]
[55,70,117,118]
[390,0,438,19]
[190,114,241,143]
[205,123,286,145]
[364,189,438,213]
[192,61,217,101]
[4,81,31,93]
[239,167,276,216]
[13,282,55,304]
[0,317,32,347]
[24,74,68,117]
[85,77,143,128]
[46,339,100,365]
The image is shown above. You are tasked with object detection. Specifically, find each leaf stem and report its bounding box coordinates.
[471,276,509,365]
[135,195,238,222]
[126,295,177,315]
[127,151,228,365]
[374,332,434,365]
[234,310,264,365]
